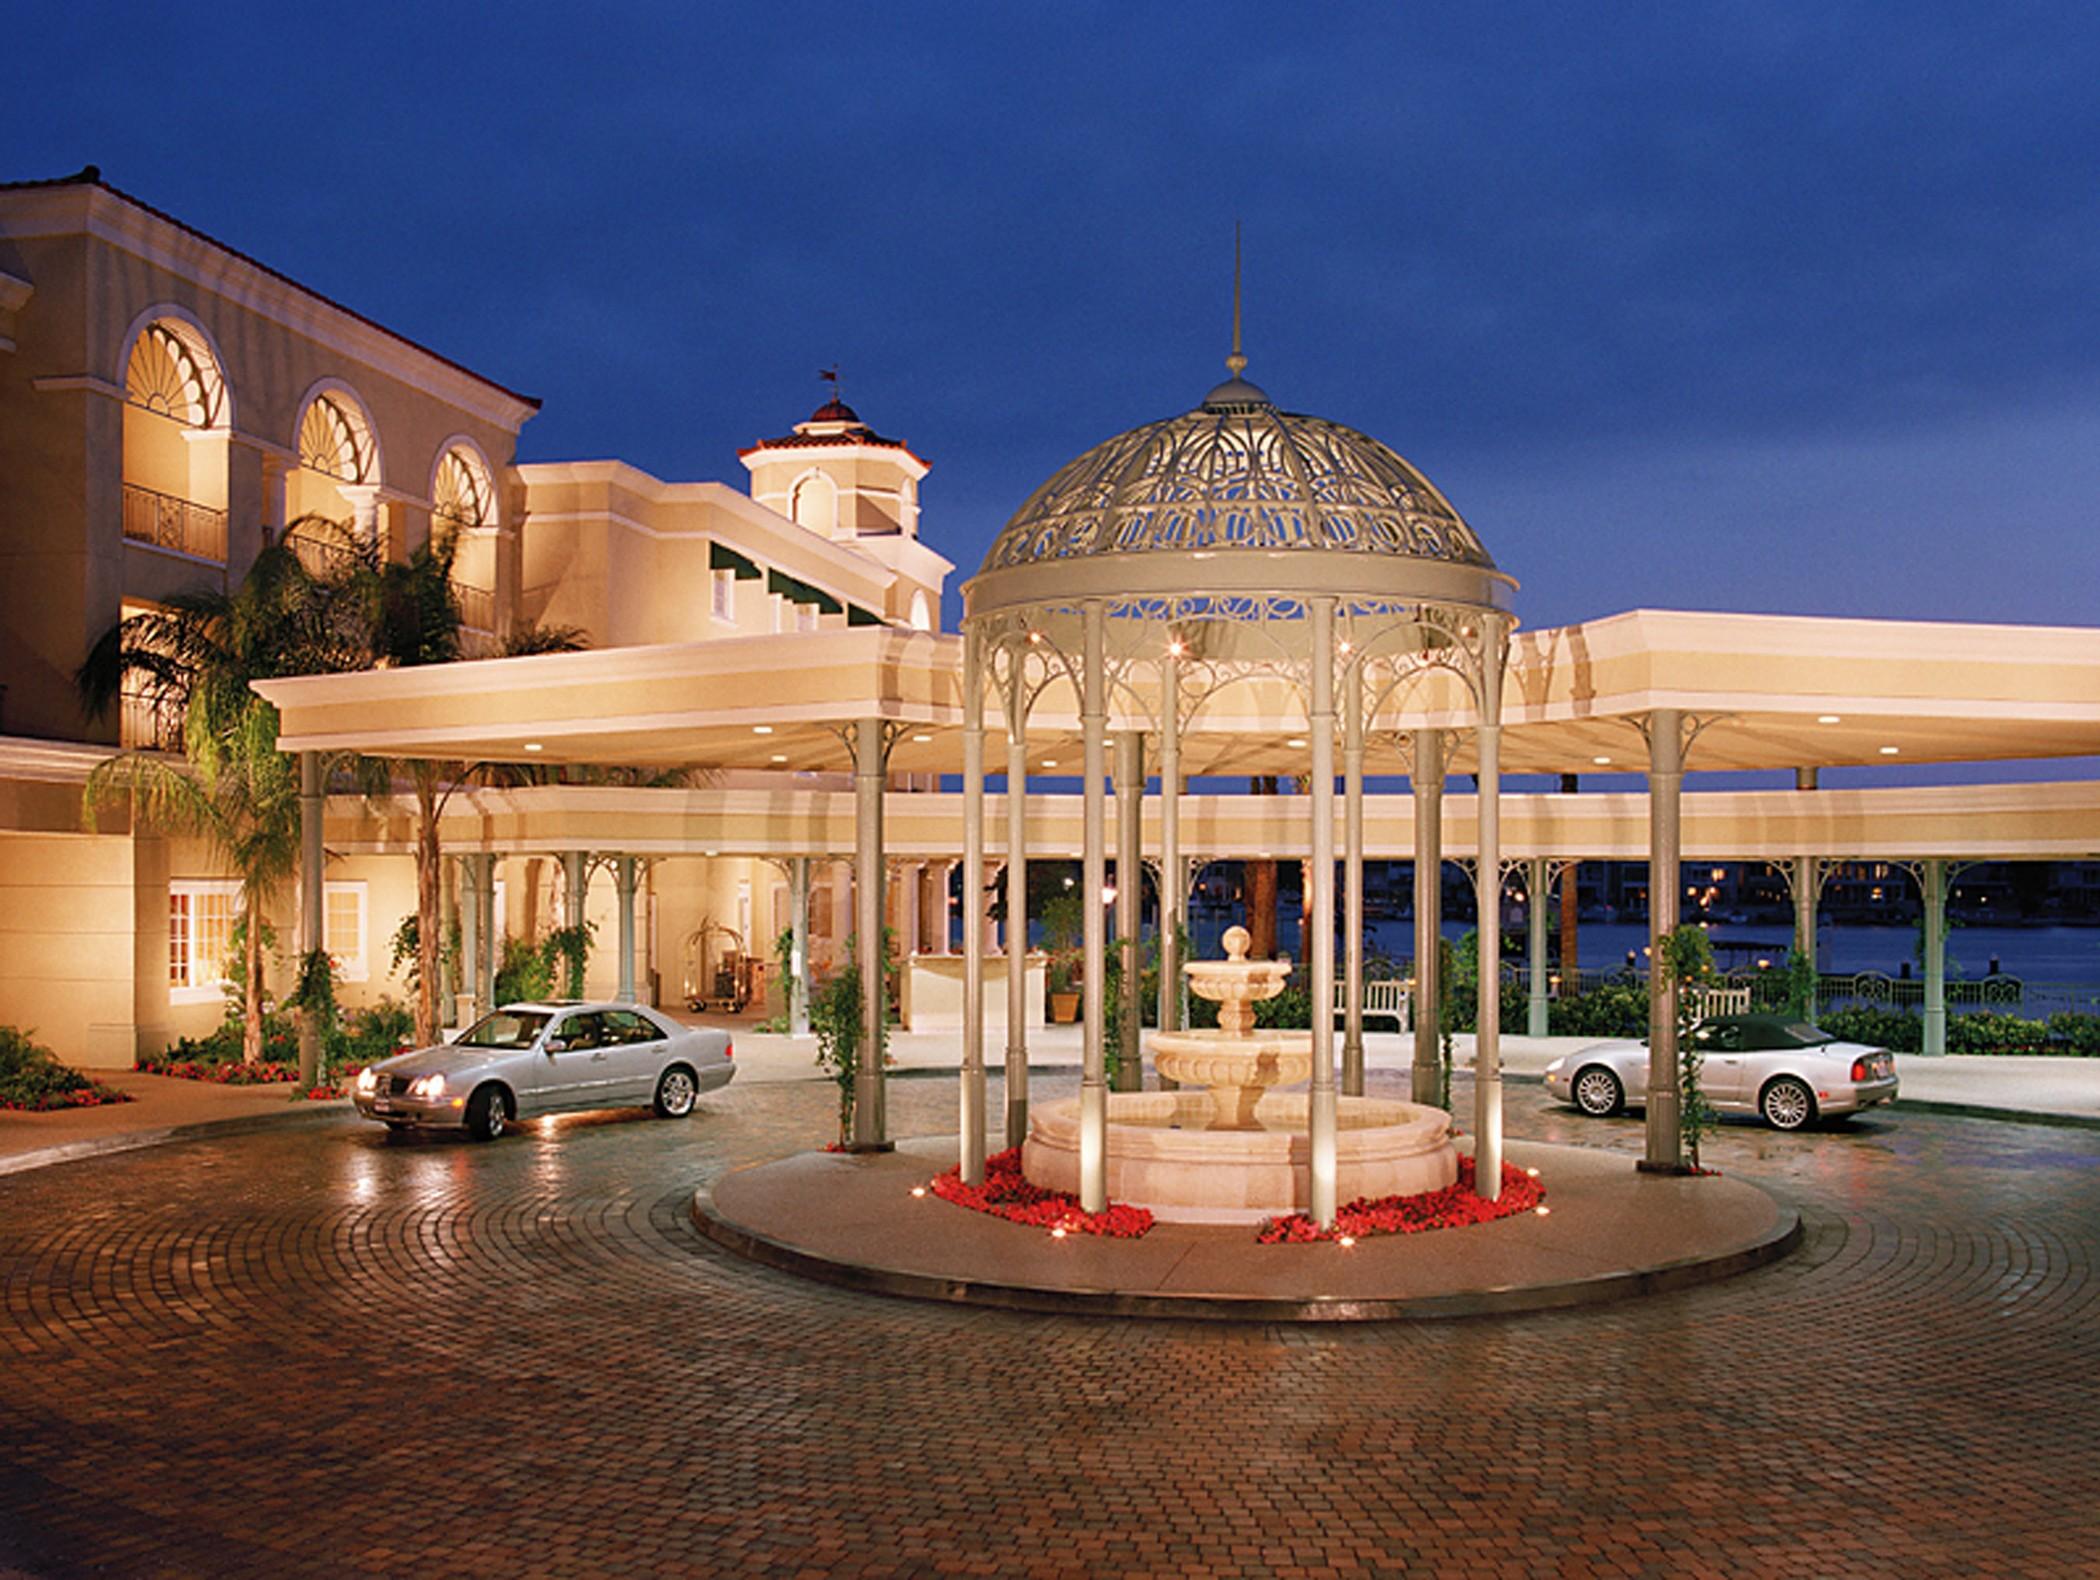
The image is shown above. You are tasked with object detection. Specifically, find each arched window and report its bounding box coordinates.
[909,589,934,631]
[433,445,493,531]
[121,317,230,560]
[125,320,226,428]
[791,472,838,536]
[298,392,376,483]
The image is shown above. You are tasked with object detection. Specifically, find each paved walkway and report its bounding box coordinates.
[2,1073,2095,1576]
[0,1071,344,1173]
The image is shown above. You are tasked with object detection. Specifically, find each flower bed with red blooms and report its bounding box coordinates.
[930,1147,1155,1238]
[1255,1156,1544,1244]
[0,1080,135,1112]
[136,1056,301,1085]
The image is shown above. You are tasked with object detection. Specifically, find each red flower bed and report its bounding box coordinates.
[1256,1156,1544,1244]
[136,1056,299,1085]
[0,1082,135,1112]
[929,1147,1154,1238]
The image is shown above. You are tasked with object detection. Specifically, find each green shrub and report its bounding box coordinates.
[494,934,556,1005]
[0,1025,131,1111]
[1947,1011,2052,1054]
[2044,1013,2100,1055]
[1548,980,1648,1038]
[328,998,416,1066]
[1818,1006,1923,1053]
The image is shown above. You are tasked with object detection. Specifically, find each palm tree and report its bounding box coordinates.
[77,534,350,1063]
[300,518,586,1044]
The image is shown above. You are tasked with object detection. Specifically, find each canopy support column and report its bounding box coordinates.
[1794,856,1820,980]
[1309,598,1340,1226]
[1473,621,1506,1201]
[1158,649,1183,1037]
[852,717,890,1152]
[1922,858,1947,1056]
[615,856,638,1002]
[960,629,988,1184]
[297,751,324,1090]
[1411,730,1444,1107]
[1079,601,1109,1213]
[1004,658,1031,1150]
[1527,856,1550,1038]
[789,856,811,1036]
[1644,709,1684,1172]
[1114,729,1144,1092]
[458,854,481,1026]
[1342,654,1366,1096]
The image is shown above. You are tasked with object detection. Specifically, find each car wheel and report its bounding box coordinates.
[1572,1066,1625,1117]
[465,1084,509,1142]
[653,1065,699,1119]
[1760,1076,1817,1131]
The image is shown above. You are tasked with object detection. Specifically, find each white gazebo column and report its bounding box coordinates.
[1158,647,1183,1034]
[1342,654,1366,1095]
[1643,709,1685,1172]
[614,856,639,1002]
[935,860,956,954]
[1079,600,1109,1213]
[1527,856,1551,1038]
[297,751,325,1089]
[1113,729,1144,1092]
[1308,597,1340,1227]
[475,853,497,1012]
[458,854,481,1025]
[960,628,988,1185]
[1472,620,1506,1201]
[1411,730,1444,1107]
[853,717,890,1150]
[789,856,812,1036]
[1922,858,1948,1056]
[1003,657,1031,1149]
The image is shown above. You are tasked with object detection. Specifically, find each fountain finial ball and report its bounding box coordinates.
[1222,925,1251,961]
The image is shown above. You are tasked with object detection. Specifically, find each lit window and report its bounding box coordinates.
[169,881,242,1001]
[325,882,368,982]
[432,447,492,532]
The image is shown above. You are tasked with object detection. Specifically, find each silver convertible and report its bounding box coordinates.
[353,1001,734,1141]
[1543,1013,1898,1131]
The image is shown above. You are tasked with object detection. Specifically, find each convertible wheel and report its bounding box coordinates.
[465,1084,509,1142]
[653,1065,699,1119]
[1760,1077,1817,1131]
[1572,1066,1625,1117]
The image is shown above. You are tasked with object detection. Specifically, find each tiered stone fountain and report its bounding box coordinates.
[1022,927,1458,1223]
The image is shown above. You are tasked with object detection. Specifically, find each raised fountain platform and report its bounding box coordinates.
[1023,1091,1457,1223]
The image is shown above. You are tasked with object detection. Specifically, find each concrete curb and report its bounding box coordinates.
[0,1100,352,1178]
[689,1175,1803,1324]
[1891,1097,2100,1131]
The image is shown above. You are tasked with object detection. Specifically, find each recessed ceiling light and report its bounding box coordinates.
[1592,756,1612,766]
[1287,738,1307,749]
[912,733,932,743]
[1818,714,1842,725]
[1040,759,1058,769]
[704,849,719,857]
[523,742,543,753]
[1879,745,1900,755]
[752,725,774,735]
[770,754,787,763]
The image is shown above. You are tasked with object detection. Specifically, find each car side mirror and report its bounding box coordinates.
[544,1037,569,1053]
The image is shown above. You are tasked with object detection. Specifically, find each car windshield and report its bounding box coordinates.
[1773,1021,1835,1047]
[456,1010,552,1050]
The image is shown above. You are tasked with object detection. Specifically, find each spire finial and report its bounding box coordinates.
[1226,222,1247,378]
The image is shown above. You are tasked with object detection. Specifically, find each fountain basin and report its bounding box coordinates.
[1151,1029,1312,1129]
[1023,1092,1458,1224]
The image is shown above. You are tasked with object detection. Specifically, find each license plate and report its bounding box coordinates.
[373,1097,394,1113]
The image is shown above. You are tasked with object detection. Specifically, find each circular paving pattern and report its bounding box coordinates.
[2,1072,2098,1577]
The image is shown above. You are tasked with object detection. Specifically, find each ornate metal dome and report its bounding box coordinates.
[980,384,1494,574]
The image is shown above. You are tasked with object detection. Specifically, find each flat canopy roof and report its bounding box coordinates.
[254,609,2100,779]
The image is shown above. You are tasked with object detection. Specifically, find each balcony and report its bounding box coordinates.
[451,579,496,635]
[120,688,185,752]
[285,524,359,581]
[122,482,226,563]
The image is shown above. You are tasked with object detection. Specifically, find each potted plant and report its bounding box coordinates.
[1041,891,1084,1024]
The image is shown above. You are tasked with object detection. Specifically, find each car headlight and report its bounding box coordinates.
[356,1067,378,1094]
[1544,1057,1564,1076]
[409,1073,446,1100]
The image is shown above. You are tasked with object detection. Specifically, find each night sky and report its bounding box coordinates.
[8,2,2100,650]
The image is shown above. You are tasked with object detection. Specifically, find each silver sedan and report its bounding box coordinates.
[353,1000,734,1140]
[1543,1013,1898,1131]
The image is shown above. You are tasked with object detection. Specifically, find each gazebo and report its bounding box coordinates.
[956,342,1517,1224]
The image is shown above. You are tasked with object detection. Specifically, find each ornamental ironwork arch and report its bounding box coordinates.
[125,319,227,429]
[298,390,377,483]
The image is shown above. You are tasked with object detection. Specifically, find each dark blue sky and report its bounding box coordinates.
[8,1,2100,642]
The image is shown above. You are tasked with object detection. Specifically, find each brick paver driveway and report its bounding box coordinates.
[1,1072,2095,1578]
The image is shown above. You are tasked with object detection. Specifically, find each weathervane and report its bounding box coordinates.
[1226,221,1247,379]
[818,364,841,402]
